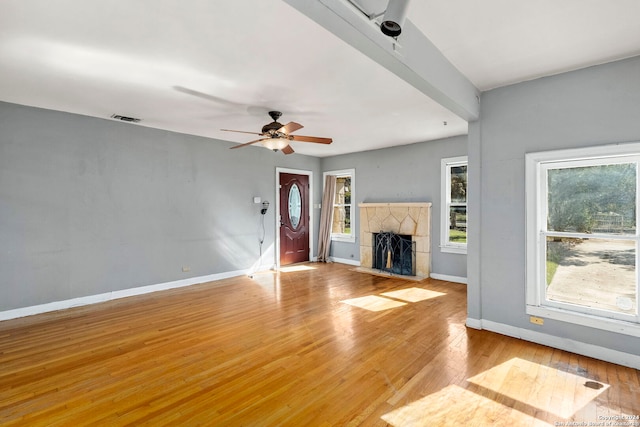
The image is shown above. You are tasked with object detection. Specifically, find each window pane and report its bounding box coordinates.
[336,176,351,204]
[450,165,467,203]
[288,183,301,229]
[449,206,467,243]
[546,237,637,315]
[332,206,347,234]
[344,206,351,233]
[547,163,636,234]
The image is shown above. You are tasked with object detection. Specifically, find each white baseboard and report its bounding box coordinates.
[466,317,483,329]
[470,318,640,370]
[0,268,255,322]
[330,257,361,266]
[430,273,467,284]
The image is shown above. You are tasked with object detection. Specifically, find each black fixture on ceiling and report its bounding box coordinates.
[380,0,410,37]
[111,114,141,123]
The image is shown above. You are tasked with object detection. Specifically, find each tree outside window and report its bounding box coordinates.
[441,157,468,254]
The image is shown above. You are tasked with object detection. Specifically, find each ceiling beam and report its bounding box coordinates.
[283,0,480,121]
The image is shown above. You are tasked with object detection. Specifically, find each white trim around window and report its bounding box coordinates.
[323,169,355,243]
[525,142,640,337]
[440,156,468,254]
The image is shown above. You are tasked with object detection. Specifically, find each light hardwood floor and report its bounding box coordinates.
[1,263,638,426]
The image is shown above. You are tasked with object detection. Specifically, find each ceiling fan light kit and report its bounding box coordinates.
[261,137,289,151]
[221,111,332,155]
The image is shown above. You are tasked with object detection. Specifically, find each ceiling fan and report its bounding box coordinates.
[221,111,333,154]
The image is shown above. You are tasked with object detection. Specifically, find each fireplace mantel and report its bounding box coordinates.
[358,202,431,279]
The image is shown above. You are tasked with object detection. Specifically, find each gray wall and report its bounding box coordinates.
[321,136,468,278]
[470,55,640,355]
[0,102,321,311]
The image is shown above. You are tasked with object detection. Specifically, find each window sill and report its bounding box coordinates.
[331,235,356,243]
[440,245,467,255]
[526,305,640,338]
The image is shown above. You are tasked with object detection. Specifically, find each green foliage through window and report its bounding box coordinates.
[547,163,636,233]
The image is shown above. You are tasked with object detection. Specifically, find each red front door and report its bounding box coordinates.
[279,173,309,266]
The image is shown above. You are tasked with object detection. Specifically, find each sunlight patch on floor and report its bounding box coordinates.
[341,287,444,312]
[467,357,609,419]
[381,287,445,303]
[381,384,554,426]
[341,295,407,312]
[383,357,609,425]
[248,264,316,287]
[279,265,317,273]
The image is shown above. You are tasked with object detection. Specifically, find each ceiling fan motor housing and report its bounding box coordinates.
[262,111,285,135]
[262,121,284,134]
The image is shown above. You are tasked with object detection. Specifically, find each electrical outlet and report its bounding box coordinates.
[530,316,544,325]
[182,266,190,272]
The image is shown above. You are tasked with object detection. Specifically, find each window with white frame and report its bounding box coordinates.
[526,143,640,336]
[441,157,467,254]
[324,169,355,242]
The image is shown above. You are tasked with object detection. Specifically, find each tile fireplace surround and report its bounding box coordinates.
[358,202,431,279]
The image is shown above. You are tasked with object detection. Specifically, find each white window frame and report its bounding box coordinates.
[440,156,468,254]
[324,169,356,243]
[525,142,640,337]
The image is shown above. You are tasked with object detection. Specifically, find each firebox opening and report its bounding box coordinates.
[373,232,416,276]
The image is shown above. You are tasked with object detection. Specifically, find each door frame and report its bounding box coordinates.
[275,167,314,269]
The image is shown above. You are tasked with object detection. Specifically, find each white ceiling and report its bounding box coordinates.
[1,1,639,157]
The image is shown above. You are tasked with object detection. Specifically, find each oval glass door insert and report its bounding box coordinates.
[288,183,302,229]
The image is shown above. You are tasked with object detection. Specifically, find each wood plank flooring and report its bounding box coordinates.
[1,263,639,426]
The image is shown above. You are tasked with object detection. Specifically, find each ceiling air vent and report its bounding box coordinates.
[110,114,141,123]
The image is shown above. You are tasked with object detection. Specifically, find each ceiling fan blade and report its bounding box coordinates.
[281,145,295,155]
[278,122,303,134]
[229,138,268,149]
[221,128,264,136]
[289,135,333,144]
